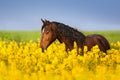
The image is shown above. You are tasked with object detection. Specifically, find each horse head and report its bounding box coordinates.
[40,19,57,52]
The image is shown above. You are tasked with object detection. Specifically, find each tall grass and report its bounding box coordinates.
[0,30,119,42]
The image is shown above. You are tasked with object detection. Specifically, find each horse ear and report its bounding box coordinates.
[45,19,50,24]
[41,19,45,24]
[41,19,50,24]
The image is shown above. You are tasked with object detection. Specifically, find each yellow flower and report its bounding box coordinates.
[0,39,120,80]
[83,46,88,52]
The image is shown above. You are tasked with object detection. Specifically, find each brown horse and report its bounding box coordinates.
[40,19,110,55]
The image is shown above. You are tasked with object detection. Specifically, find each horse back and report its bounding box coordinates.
[84,34,110,53]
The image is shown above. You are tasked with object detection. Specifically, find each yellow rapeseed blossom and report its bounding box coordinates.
[0,39,120,80]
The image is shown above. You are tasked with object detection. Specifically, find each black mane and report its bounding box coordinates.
[52,21,86,43]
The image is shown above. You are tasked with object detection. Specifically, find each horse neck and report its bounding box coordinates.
[56,26,86,52]
[56,30,63,43]
[55,23,67,43]
[56,23,86,44]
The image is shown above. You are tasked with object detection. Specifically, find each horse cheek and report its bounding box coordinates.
[40,34,47,48]
[40,36,44,48]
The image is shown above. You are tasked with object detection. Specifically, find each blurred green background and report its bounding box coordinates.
[0,31,119,42]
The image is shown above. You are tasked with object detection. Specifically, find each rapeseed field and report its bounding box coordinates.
[0,39,120,80]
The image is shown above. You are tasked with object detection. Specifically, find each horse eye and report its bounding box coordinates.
[46,31,49,34]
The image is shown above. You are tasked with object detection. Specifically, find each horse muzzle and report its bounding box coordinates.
[41,47,47,52]
[40,42,47,52]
